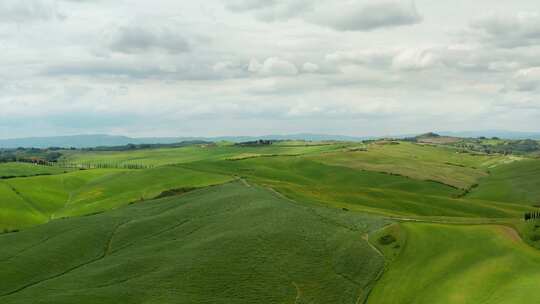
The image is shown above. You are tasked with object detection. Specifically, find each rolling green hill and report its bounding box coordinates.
[467,159,540,206]
[0,166,233,231]
[59,143,346,167]
[0,182,387,304]
[2,139,540,303]
[0,163,72,179]
[368,223,540,304]
[184,156,532,218]
[310,142,510,190]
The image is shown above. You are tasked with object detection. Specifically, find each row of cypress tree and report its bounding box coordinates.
[524,212,540,221]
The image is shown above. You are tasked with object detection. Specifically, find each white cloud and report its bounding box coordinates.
[2,1,540,138]
[308,0,422,31]
[248,59,263,73]
[392,48,439,70]
[225,0,422,31]
[469,12,540,48]
[325,47,439,71]
[512,67,540,91]
[225,0,312,21]
[325,49,394,66]
[249,57,299,76]
[0,0,61,23]
[488,61,521,72]
[108,25,190,54]
[302,62,320,73]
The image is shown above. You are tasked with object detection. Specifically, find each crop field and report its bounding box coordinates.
[368,223,540,304]
[309,142,510,190]
[1,139,540,303]
[59,143,347,167]
[0,166,233,231]
[0,163,73,178]
[0,182,388,304]
[184,156,532,218]
[467,159,540,205]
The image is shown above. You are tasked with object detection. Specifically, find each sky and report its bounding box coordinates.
[0,0,539,138]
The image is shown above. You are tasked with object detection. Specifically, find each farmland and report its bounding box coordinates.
[0,166,233,231]
[59,142,346,167]
[1,138,540,303]
[368,223,540,304]
[0,162,72,179]
[0,182,387,304]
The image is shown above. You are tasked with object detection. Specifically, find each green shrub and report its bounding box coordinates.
[530,234,540,242]
[378,234,397,245]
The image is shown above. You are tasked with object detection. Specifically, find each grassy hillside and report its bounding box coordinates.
[368,223,540,304]
[0,163,72,178]
[467,159,540,205]
[2,142,534,228]
[185,157,532,218]
[0,167,233,231]
[2,140,540,303]
[0,182,387,304]
[60,143,347,167]
[0,182,48,232]
[311,142,510,190]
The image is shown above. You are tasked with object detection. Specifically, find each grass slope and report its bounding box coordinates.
[60,143,346,167]
[185,157,531,218]
[468,159,540,205]
[311,142,510,190]
[0,182,47,231]
[368,223,540,304]
[0,163,72,178]
[0,182,387,304]
[0,166,233,230]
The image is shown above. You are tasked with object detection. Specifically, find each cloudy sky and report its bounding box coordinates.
[1,0,539,138]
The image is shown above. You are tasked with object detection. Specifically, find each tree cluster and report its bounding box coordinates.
[57,162,152,170]
[524,211,540,221]
[0,148,63,164]
[236,140,274,146]
[81,141,210,152]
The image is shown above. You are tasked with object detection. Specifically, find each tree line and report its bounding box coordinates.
[55,162,153,170]
[0,148,62,164]
[524,212,540,221]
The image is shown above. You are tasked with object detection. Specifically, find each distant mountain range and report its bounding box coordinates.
[437,130,540,140]
[0,134,370,149]
[0,131,538,149]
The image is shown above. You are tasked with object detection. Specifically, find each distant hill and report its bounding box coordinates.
[416,132,441,138]
[438,130,540,140]
[0,134,368,149]
[414,132,462,144]
[0,135,180,149]
[1,131,538,149]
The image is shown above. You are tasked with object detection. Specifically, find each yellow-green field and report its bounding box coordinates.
[59,142,347,167]
[0,163,73,178]
[369,223,540,304]
[0,166,233,231]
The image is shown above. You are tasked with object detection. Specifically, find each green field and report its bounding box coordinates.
[468,159,540,205]
[0,182,387,304]
[0,163,72,178]
[59,143,347,167]
[1,139,540,303]
[184,156,532,218]
[310,142,509,190]
[368,223,540,304]
[0,166,233,231]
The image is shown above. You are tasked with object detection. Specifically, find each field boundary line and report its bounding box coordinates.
[292,282,301,304]
[1,181,46,217]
